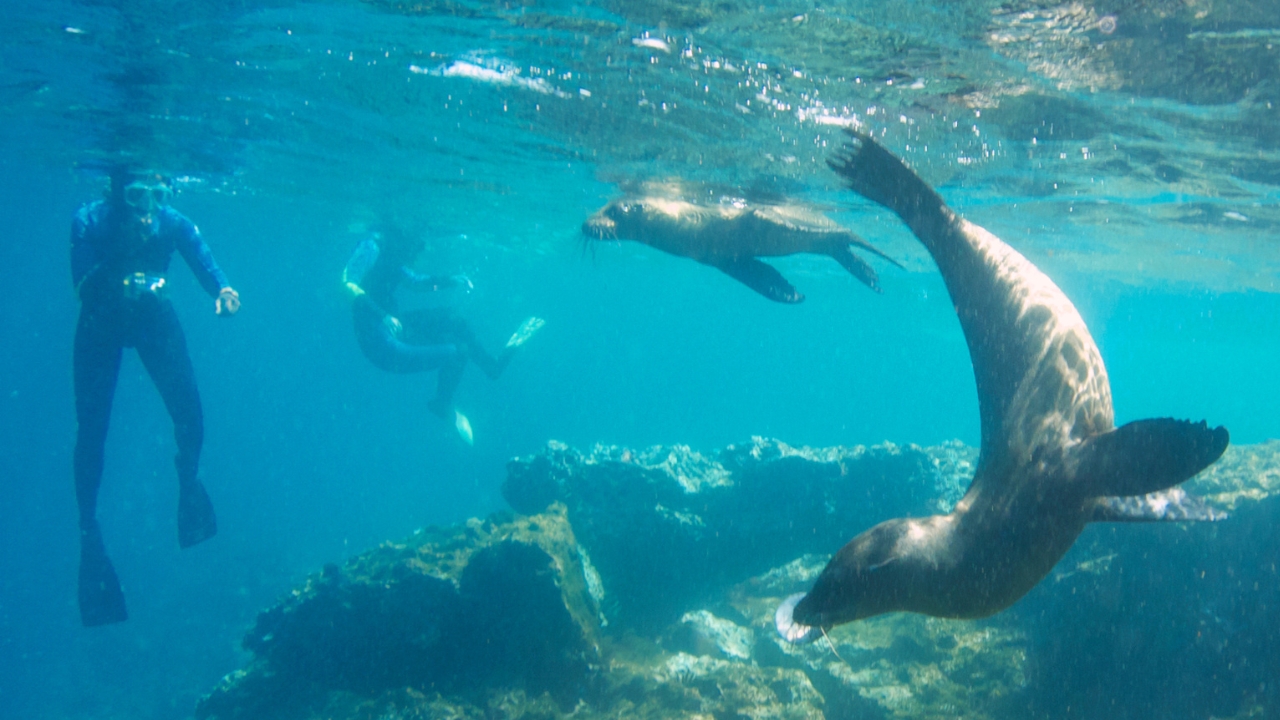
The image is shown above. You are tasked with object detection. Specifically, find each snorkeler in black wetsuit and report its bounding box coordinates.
[70,169,241,627]
[343,228,543,444]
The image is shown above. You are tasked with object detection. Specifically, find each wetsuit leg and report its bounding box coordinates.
[73,306,129,626]
[134,301,216,548]
[403,310,481,415]
[411,309,509,380]
[73,307,123,531]
[429,355,468,418]
[354,307,460,374]
[448,316,511,380]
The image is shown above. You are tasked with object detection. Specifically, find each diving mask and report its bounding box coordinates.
[123,181,172,213]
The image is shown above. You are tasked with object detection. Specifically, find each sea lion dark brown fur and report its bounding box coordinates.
[776,131,1230,643]
[582,196,901,303]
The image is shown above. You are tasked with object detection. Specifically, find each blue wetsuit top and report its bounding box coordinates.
[71,201,229,299]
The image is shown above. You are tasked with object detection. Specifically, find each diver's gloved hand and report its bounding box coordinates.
[449,274,474,292]
[216,287,241,316]
[383,314,403,337]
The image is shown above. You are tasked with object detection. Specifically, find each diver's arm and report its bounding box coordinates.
[70,206,98,293]
[343,238,400,333]
[343,238,379,299]
[171,212,231,296]
[171,211,238,315]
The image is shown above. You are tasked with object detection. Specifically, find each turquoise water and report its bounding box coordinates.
[1,0,1277,717]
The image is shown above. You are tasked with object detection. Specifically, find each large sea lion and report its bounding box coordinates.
[582,196,902,303]
[776,131,1230,643]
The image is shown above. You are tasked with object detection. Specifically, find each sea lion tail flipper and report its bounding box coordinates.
[829,245,883,293]
[1075,418,1230,498]
[713,257,804,303]
[1088,488,1227,523]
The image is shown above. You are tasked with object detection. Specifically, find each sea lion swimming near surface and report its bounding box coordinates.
[582,196,902,303]
[775,131,1230,643]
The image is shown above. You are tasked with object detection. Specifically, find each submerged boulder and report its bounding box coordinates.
[196,506,603,720]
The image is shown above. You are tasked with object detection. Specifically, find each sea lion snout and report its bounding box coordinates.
[790,587,847,628]
[581,209,618,240]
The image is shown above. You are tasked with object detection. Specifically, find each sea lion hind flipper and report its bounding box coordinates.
[828,130,945,226]
[712,257,804,303]
[1075,418,1230,498]
[848,236,906,270]
[829,245,883,293]
[1089,488,1227,523]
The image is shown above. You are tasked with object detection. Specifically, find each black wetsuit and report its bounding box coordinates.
[344,238,507,414]
[71,200,227,625]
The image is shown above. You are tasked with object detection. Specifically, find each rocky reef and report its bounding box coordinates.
[502,437,964,631]
[198,438,1280,720]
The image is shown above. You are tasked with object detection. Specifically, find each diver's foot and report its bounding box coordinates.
[505,316,545,350]
[79,525,127,627]
[454,409,474,446]
[178,480,218,549]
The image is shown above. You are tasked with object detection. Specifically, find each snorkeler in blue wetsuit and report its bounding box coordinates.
[71,169,240,627]
[343,228,543,444]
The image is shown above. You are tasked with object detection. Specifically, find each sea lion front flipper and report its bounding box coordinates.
[712,257,804,303]
[1075,418,1230,498]
[828,244,883,293]
[1088,488,1227,523]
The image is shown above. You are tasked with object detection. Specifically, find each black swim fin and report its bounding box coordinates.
[178,480,218,549]
[1075,418,1229,498]
[712,256,803,303]
[79,524,127,627]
